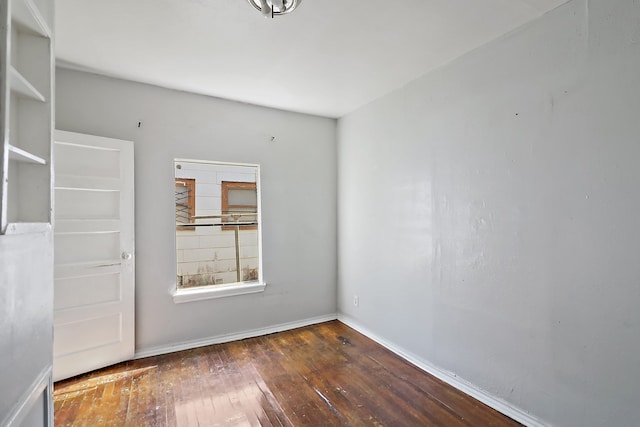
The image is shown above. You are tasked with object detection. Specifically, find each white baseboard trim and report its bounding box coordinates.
[337,314,549,427]
[134,313,338,360]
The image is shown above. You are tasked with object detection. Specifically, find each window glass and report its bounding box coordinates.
[174,160,261,289]
[228,188,256,205]
[175,178,195,228]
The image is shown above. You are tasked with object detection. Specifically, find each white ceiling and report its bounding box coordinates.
[55,0,569,118]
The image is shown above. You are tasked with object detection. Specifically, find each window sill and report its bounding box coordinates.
[172,281,266,304]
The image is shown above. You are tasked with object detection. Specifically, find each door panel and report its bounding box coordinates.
[53,130,134,381]
[54,272,121,310]
[54,314,122,357]
[55,143,121,177]
[56,189,120,219]
[54,232,121,264]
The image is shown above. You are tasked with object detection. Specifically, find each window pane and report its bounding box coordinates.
[175,179,195,226]
[227,189,256,207]
[175,184,189,205]
[175,160,261,289]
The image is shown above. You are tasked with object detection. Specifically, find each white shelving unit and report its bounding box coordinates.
[10,65,46,101]
[8,143,47,164]
[1,1,54,424]
[0,0,54,234]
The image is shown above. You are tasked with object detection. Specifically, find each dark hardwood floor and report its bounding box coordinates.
[54,320,521,426]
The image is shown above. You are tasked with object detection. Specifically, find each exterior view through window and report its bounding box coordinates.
[175,160,261,289]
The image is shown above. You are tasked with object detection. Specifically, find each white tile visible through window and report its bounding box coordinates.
[174,159,262,294]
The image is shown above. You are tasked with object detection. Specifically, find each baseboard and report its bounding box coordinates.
[134,313,338,359]
[337,314,548,427]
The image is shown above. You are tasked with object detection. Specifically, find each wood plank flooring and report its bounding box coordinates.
[54,320,521,426]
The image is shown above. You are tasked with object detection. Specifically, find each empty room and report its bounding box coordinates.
[1,0,639,426]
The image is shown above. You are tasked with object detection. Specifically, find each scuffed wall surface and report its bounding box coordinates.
[338,1,640,426]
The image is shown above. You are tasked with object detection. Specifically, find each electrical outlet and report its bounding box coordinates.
[353,295,359,307]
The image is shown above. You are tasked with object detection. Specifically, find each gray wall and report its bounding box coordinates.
[0,231,53,426]
[337,1,640,426]
[56,68,337,352]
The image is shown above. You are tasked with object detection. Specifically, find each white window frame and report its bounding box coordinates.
[171,159,265,303]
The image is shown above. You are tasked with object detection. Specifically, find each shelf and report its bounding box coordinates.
[8,144,47,164]
[9,66,46,102]
[11,0,51,38]
[1,0,53,234]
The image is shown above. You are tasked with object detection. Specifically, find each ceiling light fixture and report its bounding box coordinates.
[247,0,301,18]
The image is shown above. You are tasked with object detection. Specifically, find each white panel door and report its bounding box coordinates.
[53,130,134,381]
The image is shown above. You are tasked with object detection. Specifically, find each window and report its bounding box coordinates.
[174,160,263,302]
[175,178,195,230]
[221,181,257,231]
